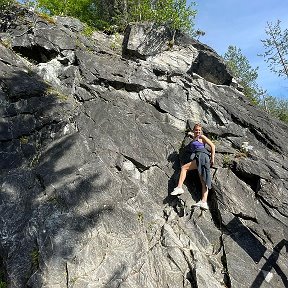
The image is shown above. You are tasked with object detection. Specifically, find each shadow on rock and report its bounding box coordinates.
[0,70,115,287]
[250,239,288,288]
[224,217,288,288]
[226,217,266,263]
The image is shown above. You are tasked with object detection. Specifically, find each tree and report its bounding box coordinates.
[223,45,265,104]
[36,0,98,25]
[261,20,288,78]
[153,0,196,33]
[104,0,197,33]
[259,95,288,123]
[0,0,16,10]
[193,29,205,40]
[26,0,197,33]
[223,46,288,123]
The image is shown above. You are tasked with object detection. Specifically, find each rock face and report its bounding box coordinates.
[190,50,233,85]
[0,6,288,288]
[123,23,173,59]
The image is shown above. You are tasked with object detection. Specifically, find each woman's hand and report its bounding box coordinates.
[187,131,193,137]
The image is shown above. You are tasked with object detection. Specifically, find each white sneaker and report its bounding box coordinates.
[171,187,184,196]
[192,201,208,210]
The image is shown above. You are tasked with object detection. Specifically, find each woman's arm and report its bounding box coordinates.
[201,135,215,166]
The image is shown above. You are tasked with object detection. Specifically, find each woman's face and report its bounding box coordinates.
[193,126,202,136]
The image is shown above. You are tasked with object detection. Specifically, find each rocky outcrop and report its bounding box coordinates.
[0,5,287,288]
[189,50,233,85]
[123,23,173,59]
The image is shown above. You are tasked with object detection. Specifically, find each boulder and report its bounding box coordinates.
[122,22,173,59]
[189,50,233,85]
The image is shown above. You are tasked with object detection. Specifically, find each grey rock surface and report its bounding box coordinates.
[123,23,173,59]
[0,6,287,288]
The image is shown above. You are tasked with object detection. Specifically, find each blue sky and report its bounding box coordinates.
[191,0,288,99]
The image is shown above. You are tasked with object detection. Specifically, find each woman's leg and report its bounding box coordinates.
[191,173,209,209]
[171,161,197,195]
[177,160,197,188]
[199,174,208,202]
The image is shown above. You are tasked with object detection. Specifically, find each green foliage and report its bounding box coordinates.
[82,23,94,37]
[222,153,232,168]
[127,0,196,33]
[127,0,154,23]
[20,135,29,144]
[260,21,288,123]
[137,211,144,223]
[21,1,196,33]
[193,29,205,40]
[261,20,288,78]
[35,0,101,29]
[153,0,196,32]
[0,269,7,288]
[223,46,288,124]
[0,0,16,10]
[38,0,90,17]
[110,32,122,50]
[223,45,265,104]
[259,95,288,123]
[31,249,40,268]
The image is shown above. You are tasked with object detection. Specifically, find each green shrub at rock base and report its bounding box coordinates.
[0,0,16,10]
[82,23,94,37]
[20,135,29,144]
[222,154,232,168]
[0,271,7,288]
[31,249,40,269]
[137,211,144,224]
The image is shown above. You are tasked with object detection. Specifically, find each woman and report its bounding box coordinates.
[171,123,215,210]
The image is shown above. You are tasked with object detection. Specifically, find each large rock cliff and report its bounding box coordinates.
[0,6,287,288]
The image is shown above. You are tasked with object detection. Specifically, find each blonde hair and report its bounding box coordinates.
[193,123,202,131]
